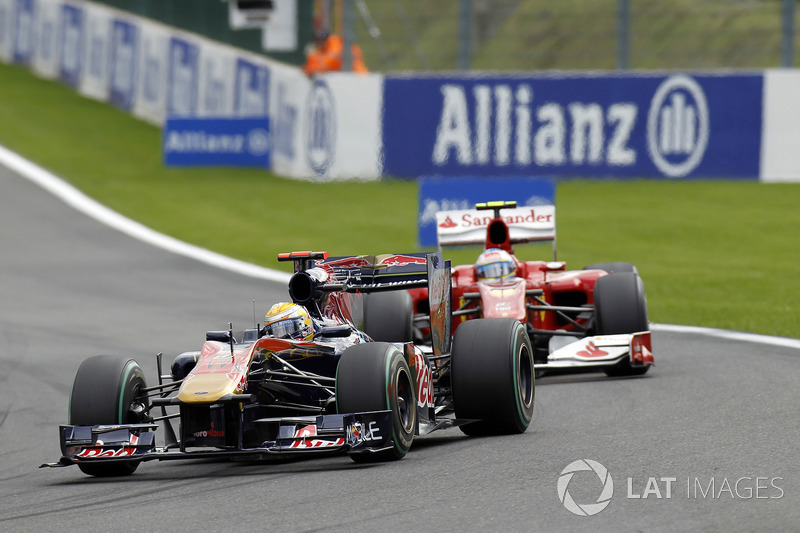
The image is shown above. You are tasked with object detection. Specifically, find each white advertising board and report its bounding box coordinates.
[30,0,60,78]
[760,69,800,182]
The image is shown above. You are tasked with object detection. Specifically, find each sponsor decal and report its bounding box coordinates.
[305,80,336,175]
[575,341,609,359]
[442,207,553,230]
[234,58,270,116]
[289,424,344,449]
[76,435,139,459]
[59,3,84,87]
[167,37,199,116]
[414,350,434,409]
[228,371,248,392]
[274,82,297,159]
[346,420,382,445]
[109,19,139,111]
[439,216,457,229]
[417,176,554,247]
[384,74,762,179]
[192,422,224,438]
[428,82,636,168]
[427,253,452,355]
[378,254,427,266]
[435,205,555,247]
[13,0,35,64]
[163,117,271,167]
[140,33,165,107]
[646,75,710,177]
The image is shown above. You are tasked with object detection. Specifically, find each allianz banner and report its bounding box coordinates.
[163,117,270,167]
[383,73,763,179]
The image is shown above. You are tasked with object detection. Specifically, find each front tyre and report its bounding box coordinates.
[69,355,148,476]
[451,319,534,436]
[593,272,650,377]
[337,343,416,461]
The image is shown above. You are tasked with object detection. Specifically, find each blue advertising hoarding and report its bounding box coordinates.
[167,37,199,116]
[384,73,763,180]
[58,3,83,87]
[235,58,270,116]
[418,175,554,247]
[163,117,271,168]
[13,0,34,64]
[109,19,139,111]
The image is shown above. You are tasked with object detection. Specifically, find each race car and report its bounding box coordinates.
[408,201,653,377]
[42,251,534,477]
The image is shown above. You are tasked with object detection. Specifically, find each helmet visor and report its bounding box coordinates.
[477,260,514,280]
[266,317,308,339]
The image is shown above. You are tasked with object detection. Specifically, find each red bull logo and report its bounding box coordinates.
[378,254,427,266]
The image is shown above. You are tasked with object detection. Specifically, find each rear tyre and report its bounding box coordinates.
[337,343,416,462]
[451,319,534,436]
[363,291,414,342]
[593,273,650,376]
[69,355,148,476]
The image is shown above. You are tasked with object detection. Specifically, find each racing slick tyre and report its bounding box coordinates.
[583,262,638,275]
[593,272,650,377]
[451,319,534,436]
[363,291,414,342]
[336,343,416,462]
[69,355,148,476]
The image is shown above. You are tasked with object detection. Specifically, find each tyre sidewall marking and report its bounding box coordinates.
[384,347,414,452]
[511,323,532,428]
[118,360,137,423]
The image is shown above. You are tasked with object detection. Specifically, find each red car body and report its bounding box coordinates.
[410,201,653,375]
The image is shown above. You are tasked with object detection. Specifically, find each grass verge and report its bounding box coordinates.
[1,61,798,338]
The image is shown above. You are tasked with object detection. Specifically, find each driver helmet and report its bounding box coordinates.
[264,302,314,340]
[475,248,517,281]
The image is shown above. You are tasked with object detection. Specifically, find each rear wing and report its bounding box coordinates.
[279,251,452,355]
[320,253,433,290]
[435,204,556,247]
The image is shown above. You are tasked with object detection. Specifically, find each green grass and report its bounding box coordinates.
[1,62,798,338]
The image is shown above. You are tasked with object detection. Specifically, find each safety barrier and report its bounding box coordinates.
[1,0,797,182]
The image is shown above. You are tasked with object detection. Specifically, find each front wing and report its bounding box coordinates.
[536,331,654,370]
[41,410,394,469]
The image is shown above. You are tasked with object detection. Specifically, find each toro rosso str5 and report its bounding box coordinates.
[409,201,654,377]
[43,251,534,477]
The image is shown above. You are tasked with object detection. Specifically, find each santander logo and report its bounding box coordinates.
[576,341,608,358]
[439,216,457,229]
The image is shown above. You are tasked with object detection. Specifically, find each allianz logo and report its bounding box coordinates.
[432,75,708,178]
[305,81,336,174]
[164,129,270,156]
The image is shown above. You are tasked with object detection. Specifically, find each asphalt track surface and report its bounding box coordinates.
[1,154,799,532]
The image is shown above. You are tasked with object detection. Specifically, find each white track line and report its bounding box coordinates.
[0,143,291,283]
[651,323,800,350]
[1,143,797,349]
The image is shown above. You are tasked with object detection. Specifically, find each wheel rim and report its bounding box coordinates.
[394,368,415,434]
[517,342,534,409]
[126,381,147,423]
